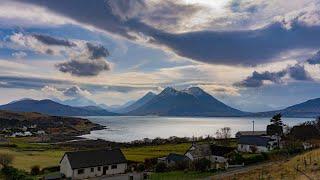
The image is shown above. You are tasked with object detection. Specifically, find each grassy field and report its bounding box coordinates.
[222,148,320,180]
[0,138,191,171]
[122,143,191,162]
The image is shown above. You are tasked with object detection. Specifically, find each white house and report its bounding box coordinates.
[238,135,278,153]
[60,149,127,179]
[185,144,235,169]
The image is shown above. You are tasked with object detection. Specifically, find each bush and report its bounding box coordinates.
[136,164,145,172]
[144,158,158,170]
[30,165,40,175]
[243,154,266,165]
[155,162,167,173]
[193,158,211,172]
[172,160,189,170]
[41,166,59,174]
[0,154,14,167]
[1,166,32,180]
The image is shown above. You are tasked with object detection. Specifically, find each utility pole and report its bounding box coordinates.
[252,120,255,134]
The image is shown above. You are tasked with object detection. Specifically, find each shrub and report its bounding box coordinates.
[155,162,167,173]
[1,166,32,180]
[0,154,14,168]
[193,158,211,172]
[144,158,158,170]
[136,164,145,172]
[172,160,189,170]
[41,166,59,174]
[30,165,40,175]
[243,154,265,165]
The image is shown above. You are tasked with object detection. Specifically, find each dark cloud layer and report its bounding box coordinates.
[236,59,314,88]
[235,70,287,88]
[86,42,110,59]
[307,50,320,65]
[14,0,320,65]
[56,59,111,76]
[32,34,76,47]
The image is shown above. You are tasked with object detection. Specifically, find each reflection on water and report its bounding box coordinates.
[80,116,311,142]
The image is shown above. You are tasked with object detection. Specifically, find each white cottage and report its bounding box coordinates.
[60,149,127,179]
[238,135,278,153]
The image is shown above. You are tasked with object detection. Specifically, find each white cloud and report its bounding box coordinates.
[12,51,27,59]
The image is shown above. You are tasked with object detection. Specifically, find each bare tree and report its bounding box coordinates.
[216,127,231,139]
[0,153,14,167]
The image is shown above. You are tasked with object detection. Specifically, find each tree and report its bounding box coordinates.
[30,165,40,175]
[216,127,231,139]
[193,158,211,172]
[267,113,284,136]
[0,154,14,168]
[155,162,167,172]
[270,113,283,126]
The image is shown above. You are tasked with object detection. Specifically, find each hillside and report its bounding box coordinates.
[117,92,156,113]
[0,110,104,136]
[128,87,248,117]
[0,99,117,116]
[254,98,320,118]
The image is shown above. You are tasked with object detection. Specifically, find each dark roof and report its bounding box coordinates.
[235,131,267,137]
[166,153,189,162]
[62,149,127,169]
[210,145,235,156]
[238,136,271,146]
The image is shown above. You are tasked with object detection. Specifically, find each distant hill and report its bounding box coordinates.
[0,99,118,116]
[0,110,104,137]
[55,97,98,107]
[128,87,248,117]
[254,98,320,118]
[116,92,156,113]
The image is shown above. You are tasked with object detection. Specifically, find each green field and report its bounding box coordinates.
[0,138,191,171]
[122,143,191,162]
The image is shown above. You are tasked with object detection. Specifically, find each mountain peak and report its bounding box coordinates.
[145,92,156,97]
[184,87,206,96]
[161,87,179,95]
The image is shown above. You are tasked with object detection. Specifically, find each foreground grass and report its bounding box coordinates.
[150,171,214,180]
[221,148,320,180]
[122,143,191,162]
[0,138,191,171]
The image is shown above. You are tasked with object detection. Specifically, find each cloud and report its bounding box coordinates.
[56,58,111,76]
[8,0,320,66]
[86,42,109,59]
[287,64,312,81]
[62,85,91,97]
[12,51,27,59]
[235,51,317,88]
[307,50,320,64]
[235,70,287,88]
[32,34,76,47]
[8,33,112,76]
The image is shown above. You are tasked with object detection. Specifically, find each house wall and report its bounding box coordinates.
[237,144,268,153]
[72,163,127,179]
[60,155,73,178]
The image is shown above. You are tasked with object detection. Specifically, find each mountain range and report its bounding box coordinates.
[128,87,248,116]
[1,87,320,117]
[0,99,117,116]
[253,98,320,118]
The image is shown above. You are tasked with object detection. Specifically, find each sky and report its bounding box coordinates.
[0,0,320,112]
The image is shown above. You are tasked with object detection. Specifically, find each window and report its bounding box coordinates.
[111,164,117,169]
[77,169,84,174]
[97,167,101,171]
[91,168,94,172]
